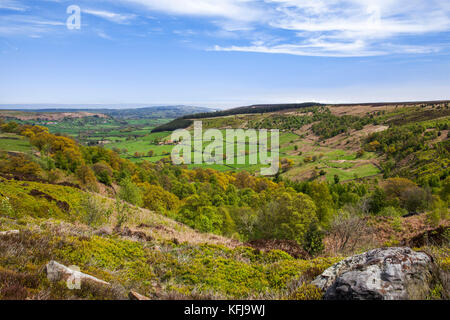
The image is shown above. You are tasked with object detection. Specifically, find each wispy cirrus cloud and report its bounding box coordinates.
[83,9,136,24]
[0,14,65,37]
[96,30,113,40]
[118,0,450,57]
[0,0,27,12]
[1,0,449,56]
[120,0,264,22]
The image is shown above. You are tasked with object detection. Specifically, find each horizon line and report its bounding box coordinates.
[0,99,449,111]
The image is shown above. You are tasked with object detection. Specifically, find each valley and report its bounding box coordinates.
[0,102,449,300]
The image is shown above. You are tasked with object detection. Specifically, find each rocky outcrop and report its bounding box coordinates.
[312,247,435,300]
[45,261,110,286]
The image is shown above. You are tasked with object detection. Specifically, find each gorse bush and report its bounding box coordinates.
[77,195,110,227]
[0,153,42,177]
[288,283,323,300]
[115,197,131,228]
[118,177,142,206]
[303,223,324,256]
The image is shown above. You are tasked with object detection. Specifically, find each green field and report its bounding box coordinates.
[16,116,171,145]
[104,128,381,180]
[1,106,384,181]
[0,133,32,153]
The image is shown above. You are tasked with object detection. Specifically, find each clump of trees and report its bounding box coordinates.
[311,113,373,140]
[364,120,449,186]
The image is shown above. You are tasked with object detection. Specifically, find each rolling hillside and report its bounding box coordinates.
[0,102,448,300]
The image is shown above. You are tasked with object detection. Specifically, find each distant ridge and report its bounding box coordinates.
[151,102,323,132]
[151,100,450,133]
[0,105,214,120]
[0,104,212,111]
[331,100,450,107]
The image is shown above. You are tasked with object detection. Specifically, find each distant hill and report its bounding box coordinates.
[180,102,323,119]
[0,110,108,121]
[0,105,214,121]
[151,100,450,133]
[102,106,214,119]
[151,102,323,132]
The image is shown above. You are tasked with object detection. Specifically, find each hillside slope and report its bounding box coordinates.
[0,103,449,300]
[0,179,342,300]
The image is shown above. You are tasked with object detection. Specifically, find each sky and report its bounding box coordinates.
[0,0,449,108]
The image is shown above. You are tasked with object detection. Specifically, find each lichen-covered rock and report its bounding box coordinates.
[0,230,19,236]
[312,247,435,300]
[45,260,110,286]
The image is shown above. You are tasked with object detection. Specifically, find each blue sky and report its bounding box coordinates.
[0,0,449,108]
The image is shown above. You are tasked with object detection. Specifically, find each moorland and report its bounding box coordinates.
[0,102,448,300]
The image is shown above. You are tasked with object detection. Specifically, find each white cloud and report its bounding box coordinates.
[121,0,263,21]
[1,0,449,56]
[0,15,65,36]
[213,42,382,57]
[96,30,113,40]
[118,0,450,57]
[83,9,136,24]
[0,0,27,12]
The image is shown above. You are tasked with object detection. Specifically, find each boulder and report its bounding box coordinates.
[129,290,151,301]
[312,247,435,300]
[46,261,110,286]
[0,230,19,236]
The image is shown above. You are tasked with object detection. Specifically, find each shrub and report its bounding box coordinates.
[0,121,19,133]
[383,178,417,199]
[288,283,323,300]
[77,195,109,227]
[303,223,324,256]
[0,197,15,218]
[369,187,386,214]
[178,195,224,234]
[327,210,373,255]
[0,269,39,300]
[390,216,403,232]
[440,176,450,203]
[253,192,317,244]
[92,162,113,186]
[118,178,142,206]
[308,181,334,226]
[0,154,42,176]
[46,169,64,184]
[140,183,180,212]
[75,165,98,192]
[334,174,340,184]
[378,206,407,217]
[356,150,365,158]
[401,187,432,213]
[115,198,131,228]
[427,199,448,227]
